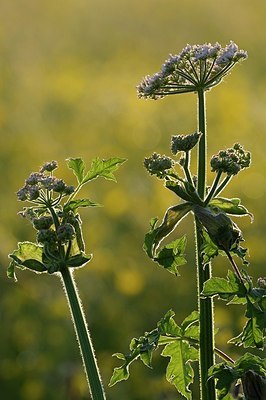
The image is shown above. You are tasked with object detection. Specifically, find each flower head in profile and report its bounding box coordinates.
[210,143,251,176]
[137,41,247,99]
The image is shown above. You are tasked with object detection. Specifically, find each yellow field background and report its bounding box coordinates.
[1,1,266,399]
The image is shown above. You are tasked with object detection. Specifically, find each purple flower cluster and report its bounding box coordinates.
[137,41,247,99]
[17,161,75,202]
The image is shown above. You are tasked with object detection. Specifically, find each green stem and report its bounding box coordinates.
[196,88,216,400]
[183,151,194,186]
[204,170,222,206]
[60,266,106,400]
[213,175,232,198]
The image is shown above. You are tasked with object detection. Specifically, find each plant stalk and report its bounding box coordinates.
[60,266,106,400]
[196,88,216,400]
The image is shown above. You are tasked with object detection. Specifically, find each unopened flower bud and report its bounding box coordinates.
[33,216,53,230]
[171,132,202,154]
[40,160,58,173]
[210,143,250,176]
[144,153,174,178]
[57,223,75,243]
[37,229,57,244]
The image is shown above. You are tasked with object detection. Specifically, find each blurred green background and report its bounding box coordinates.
[1,0,266,399]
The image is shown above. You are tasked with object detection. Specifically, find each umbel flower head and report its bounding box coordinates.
[137,41,247,99]
[210,143,251,176]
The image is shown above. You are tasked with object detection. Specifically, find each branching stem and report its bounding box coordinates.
[196,88,216,400]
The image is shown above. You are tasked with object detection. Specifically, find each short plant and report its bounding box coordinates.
[110,42,266,399]
[8,157,125,400]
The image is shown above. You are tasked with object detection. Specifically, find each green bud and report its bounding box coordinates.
[33,216,53,230]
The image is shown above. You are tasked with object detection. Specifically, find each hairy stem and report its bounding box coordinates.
[196,88,216,400]
[60,266,106,400]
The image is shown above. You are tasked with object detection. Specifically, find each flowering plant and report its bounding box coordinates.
[111,42,266,400]
[8,157,125,400]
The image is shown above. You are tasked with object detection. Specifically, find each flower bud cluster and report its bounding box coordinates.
[17,161,75,202]
[137,41,247,99]
[144,153,174,178]
[33,214,77,246]
[171,132,202,154]
[210,143,251,176]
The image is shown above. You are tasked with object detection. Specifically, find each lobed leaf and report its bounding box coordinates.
[161,340,198,400]
[64,198,102,212]
[202,270,246,300]
[155,236,187,275]
[67,158,85,184]
[82,157,126,184]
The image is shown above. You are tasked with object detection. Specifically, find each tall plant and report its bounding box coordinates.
[8,157,125,400]
[110,42,266,399]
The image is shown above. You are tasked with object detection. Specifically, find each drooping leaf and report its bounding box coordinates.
[67,252,92,268]
[155,236,187,275]
[82,157,126,183]
[8,242,46,280]
[209,197,253,221]
[202,270,247,300]
[161,340,198,400]
[67,157,85,184]
[64,198,102,212]
[200,230,220,264]
[143,203,192,258]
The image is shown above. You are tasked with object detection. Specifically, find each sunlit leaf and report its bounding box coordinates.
[155,236,187,275]
[161,340,198,400]
[202,270,246,300]
[144,203,191,259]
[209,197,253,221]
[209,353,266,400]
[8,242,46,279]
[83,157,126,183]
[67,252,92,268]
[64,198,102,212]
[67,157,85,184]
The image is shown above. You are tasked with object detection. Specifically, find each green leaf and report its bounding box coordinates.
[158,310,181,336]
[208,363,236,400]
[109,364,130,386]
[64,198,102,212]
[144,203,191,259]
[155,236,187,275]
[200,230,220,264]
[8,242,46,280]
[209,197,253,221]
[161,340,198,400]
[67,157,85,184]
[82,157,126,184]
[67,252,92,268]
[202,270,246,300]
[208,354,266,400]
